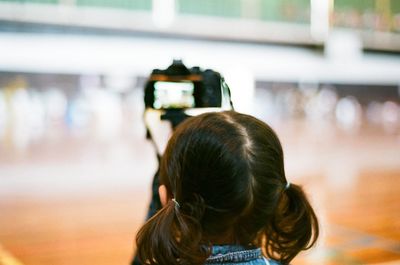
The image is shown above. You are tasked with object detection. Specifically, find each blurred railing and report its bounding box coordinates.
[0,0,399,51]
[76,0,151,10]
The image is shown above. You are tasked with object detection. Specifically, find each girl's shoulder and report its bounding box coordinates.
[206,245,282,265]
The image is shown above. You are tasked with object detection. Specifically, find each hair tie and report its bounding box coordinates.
[172,198,180,209]
[285,182,291,190]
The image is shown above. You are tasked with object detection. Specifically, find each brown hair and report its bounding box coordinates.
[136,111,319,265]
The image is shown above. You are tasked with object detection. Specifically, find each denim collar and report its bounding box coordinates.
[205,245,263,263]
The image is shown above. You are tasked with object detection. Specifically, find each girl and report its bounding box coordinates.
[136,111,319,265]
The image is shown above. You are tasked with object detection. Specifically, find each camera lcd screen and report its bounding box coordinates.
[153,81,195,109]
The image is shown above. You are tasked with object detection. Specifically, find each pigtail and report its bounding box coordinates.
[264,183,319,265]
[136,196,209,265]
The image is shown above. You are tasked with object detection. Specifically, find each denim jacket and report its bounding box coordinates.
[205,245,280,265]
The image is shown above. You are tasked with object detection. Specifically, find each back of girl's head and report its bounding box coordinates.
[136,111,319,265]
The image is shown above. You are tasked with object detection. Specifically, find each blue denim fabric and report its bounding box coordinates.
[205,245,280,265]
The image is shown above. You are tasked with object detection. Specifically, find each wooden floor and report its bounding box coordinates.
[1,117,399,265]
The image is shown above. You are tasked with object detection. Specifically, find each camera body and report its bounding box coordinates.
[144,60,232,113]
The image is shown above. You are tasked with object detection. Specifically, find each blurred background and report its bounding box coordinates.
[0,0,399,265]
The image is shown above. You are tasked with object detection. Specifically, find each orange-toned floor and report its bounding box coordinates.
[0,120,399,265]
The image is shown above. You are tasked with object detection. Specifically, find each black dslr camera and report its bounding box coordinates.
[144,59,233,128]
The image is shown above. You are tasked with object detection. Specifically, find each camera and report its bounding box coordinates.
[144,59,233,128]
